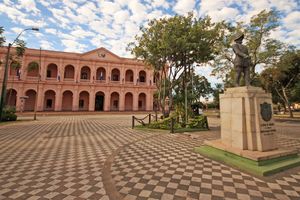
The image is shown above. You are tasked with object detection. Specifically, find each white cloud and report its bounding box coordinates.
[124,21,139,36]
[17,0,40,14]
[174,0,196,15]
[62,39,87,53]
[128,0,148,23]
[99,1,121,15]
[76,2,98,22]
[207,7,240,22]
[40,40,54,50]
[62,0,79,10]
[114,9,130,24]
[38,0,50,7]
[11,27,23,34]
[45,28,58,35]
[70,27,95,39]
[149,0,169,9]
[270,0,298,13]
[49,7,71,27]
[283,11,300,30]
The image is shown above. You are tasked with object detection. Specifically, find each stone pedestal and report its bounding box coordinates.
[219,86,277,152]
[200,87,300,176]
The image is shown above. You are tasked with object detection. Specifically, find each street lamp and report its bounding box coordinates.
[0,27,39,121]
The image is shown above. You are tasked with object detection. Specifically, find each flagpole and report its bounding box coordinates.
[33,47,42,120]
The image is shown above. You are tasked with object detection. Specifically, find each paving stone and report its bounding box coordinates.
[0,115,300,200]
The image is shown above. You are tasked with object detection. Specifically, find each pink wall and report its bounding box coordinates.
[0,47,157,112]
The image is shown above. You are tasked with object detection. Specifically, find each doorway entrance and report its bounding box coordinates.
[95,92,104,111]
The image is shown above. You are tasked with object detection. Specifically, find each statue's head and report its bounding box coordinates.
[233,32,244,43]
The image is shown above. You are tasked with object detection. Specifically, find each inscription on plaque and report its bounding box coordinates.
[260,122,276,136]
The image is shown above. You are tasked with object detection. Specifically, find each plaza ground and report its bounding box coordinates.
[0,114,300,200]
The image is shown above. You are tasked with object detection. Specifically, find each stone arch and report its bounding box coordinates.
[110,92,119,111]
[46,63,58,78]
[27,61,39,77]
[95,91,105,111]
[96,67,106,81]
[125,92,133,111]
[79,91,89,111]
[44,90,56,111]
[139,70,146,83]
[64,65,75,79]
[138,92,146,111]
[24,89,36,111]
[62,90,73,111]
[111,68,120,81]
[80,66,91,80]
[125,69,134,82]
[5,89,17,107]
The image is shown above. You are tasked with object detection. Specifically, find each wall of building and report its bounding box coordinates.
[0,47,157,112]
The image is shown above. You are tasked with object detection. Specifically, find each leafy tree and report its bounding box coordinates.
[173,71,212,122]
[0,27,6,66]
[129,13,224,117]
[211,10,287,83]
[260,50,300,118]
[211,83,224,109]
[0,28,26,108]
[0,27,5,46]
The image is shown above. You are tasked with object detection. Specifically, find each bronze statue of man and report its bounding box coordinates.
[232,33,251,86]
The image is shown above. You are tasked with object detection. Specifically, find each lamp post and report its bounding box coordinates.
[0,27,39,121]
[33,47,42,120]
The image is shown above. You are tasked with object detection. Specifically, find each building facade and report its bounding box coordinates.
[0,47,157,112]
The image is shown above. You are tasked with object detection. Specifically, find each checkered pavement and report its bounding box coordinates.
[112,131,300,200]
[0,115,299,200]
[0,115,158,200]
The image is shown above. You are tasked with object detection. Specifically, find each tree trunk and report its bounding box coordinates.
[282,87,293,118]
[283,102,287,113]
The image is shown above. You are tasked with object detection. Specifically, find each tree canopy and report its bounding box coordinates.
[129,13,224,117]
[260,49,300,117]
[211,10,288,83]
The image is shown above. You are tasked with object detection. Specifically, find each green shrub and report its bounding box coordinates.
[187,115,208,129]
[148,117,182,130]
[1,106,17,122]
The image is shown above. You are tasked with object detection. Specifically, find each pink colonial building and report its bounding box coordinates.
[0,47,157,112]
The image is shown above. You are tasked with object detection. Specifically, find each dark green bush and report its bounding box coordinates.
[1,106,17,121]
[148,117,182,129]
[187,115,208,129]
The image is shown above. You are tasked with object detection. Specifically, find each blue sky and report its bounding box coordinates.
[0,0,299,84]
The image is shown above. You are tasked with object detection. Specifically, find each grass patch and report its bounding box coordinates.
[134,125,169,133]
[135,124,208,133]
[195,145,300,176]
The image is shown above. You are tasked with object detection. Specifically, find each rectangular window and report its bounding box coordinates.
[79,100,84,108]
[46,99,52,108]
[138,100,142,108]
[47,70,51,78]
